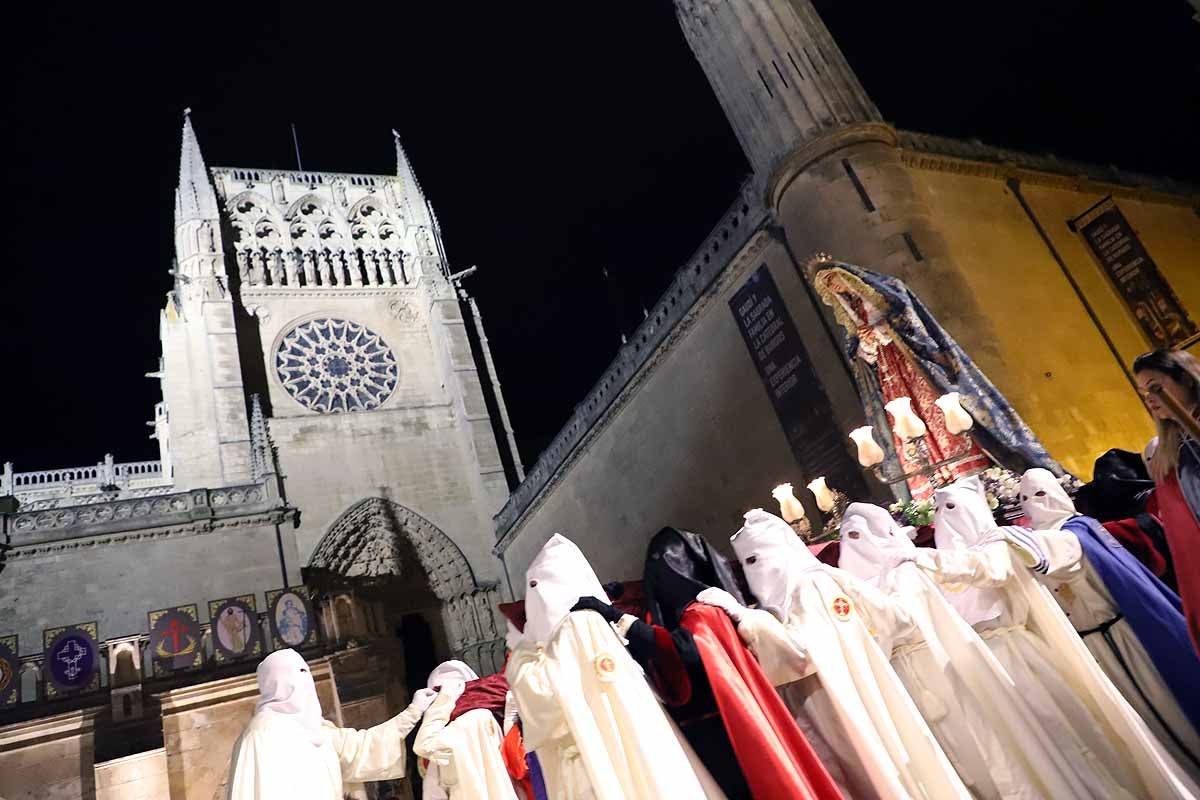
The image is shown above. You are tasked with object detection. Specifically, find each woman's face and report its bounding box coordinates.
[1136,368,1194,420]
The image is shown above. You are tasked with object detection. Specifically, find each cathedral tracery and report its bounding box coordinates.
[225,185,411,289]
[275,318,399,414]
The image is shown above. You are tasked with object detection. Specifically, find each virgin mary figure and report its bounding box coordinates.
[811,257,1060,500]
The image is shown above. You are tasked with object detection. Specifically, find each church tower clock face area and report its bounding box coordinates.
[275,318,399,413]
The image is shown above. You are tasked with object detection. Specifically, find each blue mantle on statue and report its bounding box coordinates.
[814,259,1063,486]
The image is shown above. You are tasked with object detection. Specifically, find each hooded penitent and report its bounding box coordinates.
[932,483,1009,627]
[837,503,918,586]
[644,524,845,800]
[255,648,326,747]
[733,508,974,800]
[522,533,610,646]
[505,533,718,800]
[730,509,821,620]
[924,479,1200,799]
[1019,468,1200,755]
[644,527,747,631]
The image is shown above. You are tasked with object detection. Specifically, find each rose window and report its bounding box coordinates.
[276,318,398,413]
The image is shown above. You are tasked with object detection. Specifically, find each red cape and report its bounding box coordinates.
[445,672,510,723]
[1155,475,1200,655]
[680,602,844,800]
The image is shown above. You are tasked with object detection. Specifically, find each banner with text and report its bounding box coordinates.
[729,264,864,496]
[1071,197,1196,349]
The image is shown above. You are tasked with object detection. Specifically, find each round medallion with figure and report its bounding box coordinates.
[275,318,398,413]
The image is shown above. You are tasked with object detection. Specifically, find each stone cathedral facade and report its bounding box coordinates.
[0,117,516,800]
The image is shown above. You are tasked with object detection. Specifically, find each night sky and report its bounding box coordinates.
[2,1,1197,474]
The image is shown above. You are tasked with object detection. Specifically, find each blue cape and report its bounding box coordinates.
[1063,515,1200,735]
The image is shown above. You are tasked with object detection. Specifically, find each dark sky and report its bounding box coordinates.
[2,1,1197,473]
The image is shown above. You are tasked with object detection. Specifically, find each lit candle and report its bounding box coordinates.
[884,397,927,441]
[849,426,886,467]
[772,483,806,523]
[807,476,836,513]
[935,392,974,435]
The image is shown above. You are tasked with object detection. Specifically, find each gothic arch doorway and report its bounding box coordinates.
[305,497,504,674]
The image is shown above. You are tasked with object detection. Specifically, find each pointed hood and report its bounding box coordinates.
[176,110,219,224]
[426,659,479,690]
[644,526,747,631]
[731,509,819,620]
[933,482,1007,626]
[1019,468,1077,531]
[522,534,610,645]
[838,502,917,584]
[255,649,326,747]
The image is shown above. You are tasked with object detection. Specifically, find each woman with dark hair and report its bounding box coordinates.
[1132,349,1200,655]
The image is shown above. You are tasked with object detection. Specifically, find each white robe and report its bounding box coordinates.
[505,609,713,800]
[735,569,970,800]
[1022,521,1200,776]
[875,558,1114,800]
[226,703,423,800]
[413,687,519,800]
[923,538,1199,800]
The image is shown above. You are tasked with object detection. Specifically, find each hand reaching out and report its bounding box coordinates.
[570,596,623,623]
[696,587,746,623]
[411,687,438,713]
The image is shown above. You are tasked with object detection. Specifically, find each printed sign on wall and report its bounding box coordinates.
[43,622,100,698]
[148,604,204,676]
[266,587,319,651]
[0,635,18,707]
[729,264,866,496]
[209,595,263,664]
[1071,197,1197,349]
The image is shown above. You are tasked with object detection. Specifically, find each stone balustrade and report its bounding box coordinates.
[235,246,411,290]
[1,455,172,503]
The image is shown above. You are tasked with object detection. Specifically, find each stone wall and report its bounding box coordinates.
[896,139,1199,477]
[496,222,880,588]
[95,749,169,800]
[0,485,293,653]
[156,658,343,800]
[247,282,505,589]
[0,707,102,800]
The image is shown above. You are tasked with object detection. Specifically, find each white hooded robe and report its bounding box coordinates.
[226,649,424,800]
[414,660,520,800]
[1018,468,1200,774]
[923,481,1198,800]
[727,509,970,800]
[504,533,716,800]
[840,501,1123,800]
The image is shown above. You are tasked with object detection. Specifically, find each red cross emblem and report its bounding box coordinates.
[831,596,853,620]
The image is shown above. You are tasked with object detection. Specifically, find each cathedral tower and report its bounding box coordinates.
[675,0,1003,367]
[674,0,882,184]
[157,112,254,489]
[190,123,513,602]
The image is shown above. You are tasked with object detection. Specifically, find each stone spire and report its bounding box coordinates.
[674,0,882,181]
[392,129,433,228]
[175,109,220,225]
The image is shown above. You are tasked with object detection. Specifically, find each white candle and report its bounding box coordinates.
[771,483,806,523]
[935,392,974,435]
[849,426,886,467]
[807,477,836,513]
[885,397,927,441]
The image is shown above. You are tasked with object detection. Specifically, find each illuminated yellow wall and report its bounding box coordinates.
[905,161,1199,478]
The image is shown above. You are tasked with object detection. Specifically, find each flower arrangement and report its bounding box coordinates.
[889,498,934,527]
